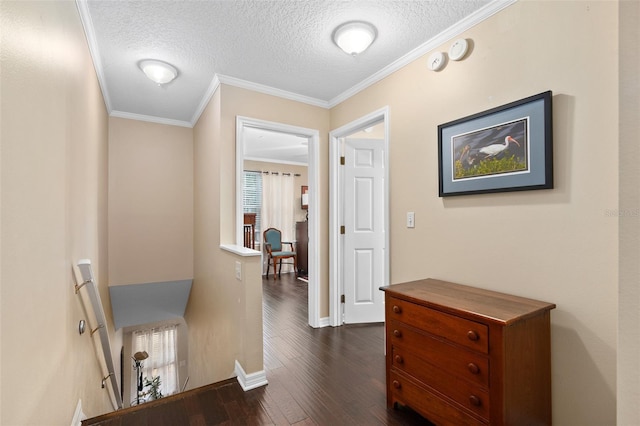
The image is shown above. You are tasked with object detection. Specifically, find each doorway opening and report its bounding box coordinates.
[236,116,321,327]
[329,107,390,326]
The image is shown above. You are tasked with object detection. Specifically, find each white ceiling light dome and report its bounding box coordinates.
[139,59,178,85]
[333,21,377,56]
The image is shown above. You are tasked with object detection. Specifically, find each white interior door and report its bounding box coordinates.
[343,138,386,323]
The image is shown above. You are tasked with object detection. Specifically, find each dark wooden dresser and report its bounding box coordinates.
[381,278,555,426]
[295,221,308,275]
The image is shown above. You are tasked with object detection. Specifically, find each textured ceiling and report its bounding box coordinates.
[81,0,504,128]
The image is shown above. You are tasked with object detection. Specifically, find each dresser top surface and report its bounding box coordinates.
[381,278,555,325]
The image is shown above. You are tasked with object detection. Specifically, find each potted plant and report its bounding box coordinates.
[143,376,163,401]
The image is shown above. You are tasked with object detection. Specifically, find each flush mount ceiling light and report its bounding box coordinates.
[139,59,178,85]
[333,21,377,56]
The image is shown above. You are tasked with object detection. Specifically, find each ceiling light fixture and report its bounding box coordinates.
[139,59,178,85]
[333,21,377,56]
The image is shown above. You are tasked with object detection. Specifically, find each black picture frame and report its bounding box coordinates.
[438,91,553,197]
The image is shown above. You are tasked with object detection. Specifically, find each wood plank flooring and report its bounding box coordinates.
[84,274,430,425]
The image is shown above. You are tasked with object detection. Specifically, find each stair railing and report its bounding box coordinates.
[75,259,123,409]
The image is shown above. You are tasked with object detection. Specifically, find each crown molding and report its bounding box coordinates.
[328,0,518,107]
[244,156,309,167]
[76,0,112,112]
[217,74,330,109]
[110,110,193,128]
[190,74,221,126]
[190,73,328,125]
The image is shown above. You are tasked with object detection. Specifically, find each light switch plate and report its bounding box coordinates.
[235,261,242,281]
[407,212,415,228]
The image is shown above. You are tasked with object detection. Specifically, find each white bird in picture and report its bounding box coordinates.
[479,136,520,158]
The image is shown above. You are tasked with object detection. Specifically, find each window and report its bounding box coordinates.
[132,325,178,401]
[243,170,263,241]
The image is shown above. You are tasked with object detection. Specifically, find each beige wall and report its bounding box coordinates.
[1,0,634,424]
[186,88,230,387]
[618,0,640,423]
[219,85,330,246]
[107,116,194,407]
[108,117,194,286]
[222,85,331,314]
[1,1,115,423]
[188,88,265,385]
[185,84,329,388]
[331,1,618,424]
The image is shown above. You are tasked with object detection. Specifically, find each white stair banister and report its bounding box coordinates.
[76,259,123,409]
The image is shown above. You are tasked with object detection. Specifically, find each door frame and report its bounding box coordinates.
[236,116,321,328]
[329,107,390,327]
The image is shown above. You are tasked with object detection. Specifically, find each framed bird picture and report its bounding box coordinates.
[438,91,553,197]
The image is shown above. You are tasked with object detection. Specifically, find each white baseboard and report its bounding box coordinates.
[70,399,86,426]
[318,316,331,327]
[234,360,268,391]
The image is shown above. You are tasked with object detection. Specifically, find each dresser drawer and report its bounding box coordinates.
[389,370,487,426]
[392,348,490,419]
[389,320,489,387]
[387,297,488,353]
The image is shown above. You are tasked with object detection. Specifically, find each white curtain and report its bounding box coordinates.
[262,172,296,273]
[132,325,178,400]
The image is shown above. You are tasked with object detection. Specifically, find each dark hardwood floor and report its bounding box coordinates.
[84,273,430,425]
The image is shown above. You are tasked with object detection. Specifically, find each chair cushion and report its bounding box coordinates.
[264,230,282,249]
[271,251,295,257]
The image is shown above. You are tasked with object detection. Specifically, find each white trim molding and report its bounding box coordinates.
[243,156,308,167]
[236,116,323,328]
[75,0,112,112]
[110,110,193,128]
[70,399,86,426]
[234,360,268,391]
[318,316,331,328]
[218,74,330,109]
[190,74,221,126]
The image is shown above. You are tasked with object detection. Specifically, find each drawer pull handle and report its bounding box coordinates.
[393,380,401,389]
[393,329,402,338]
[392,305,402,314]
[467,363,480,374]
[469,395,481,407]
[394,355,403,364]
[467,330,479,341]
